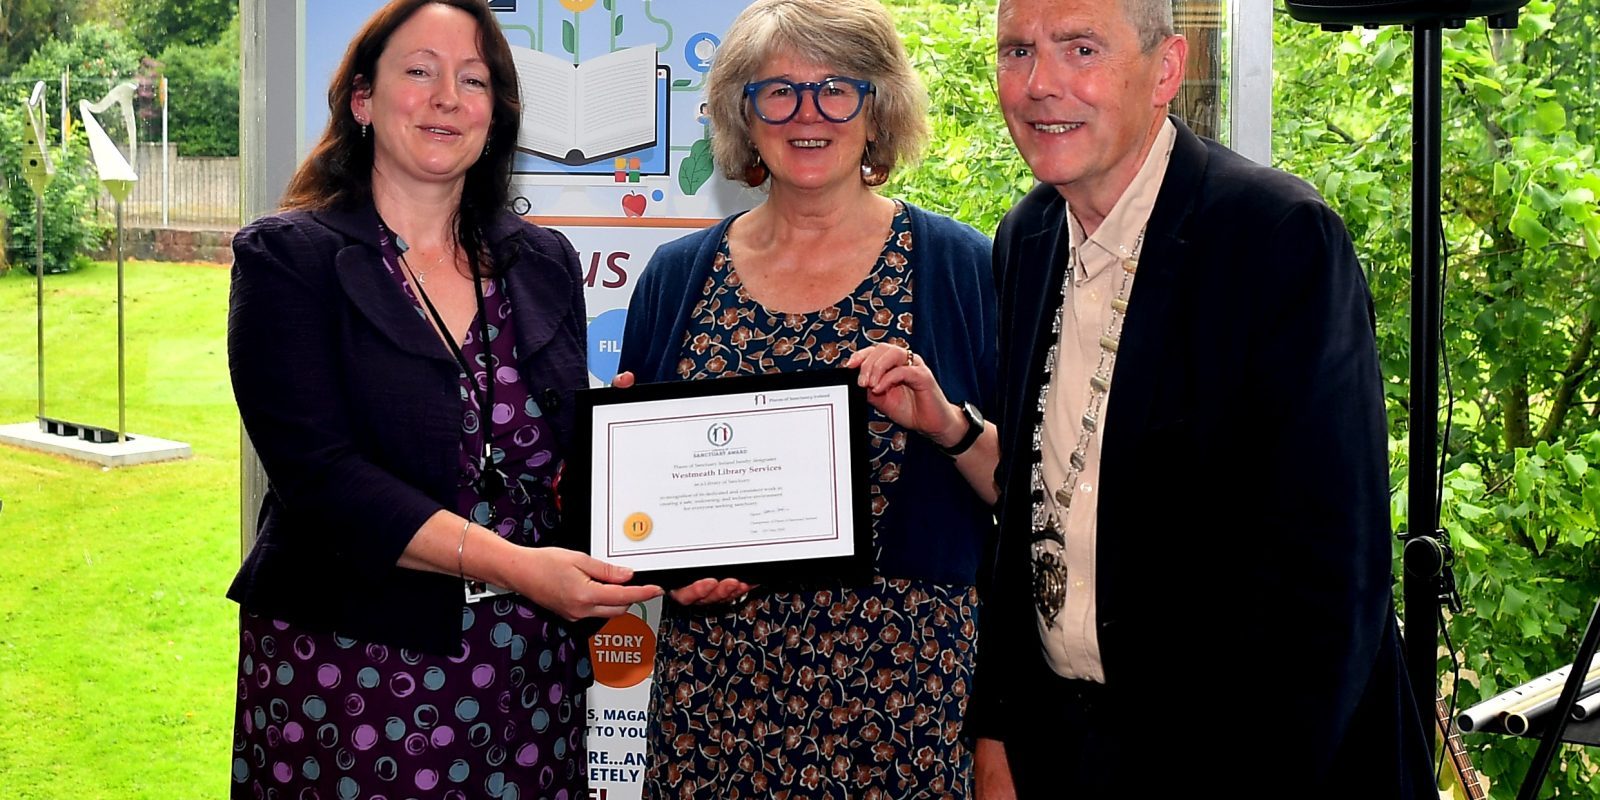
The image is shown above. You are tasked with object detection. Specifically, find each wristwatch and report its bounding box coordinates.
[938,401,985,457]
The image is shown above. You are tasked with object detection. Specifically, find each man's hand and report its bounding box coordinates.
[669,577,756,606]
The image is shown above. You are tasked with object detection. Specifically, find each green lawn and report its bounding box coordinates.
[0,261,239,798]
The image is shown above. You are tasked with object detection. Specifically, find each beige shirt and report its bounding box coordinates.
[1036,119,1176,681]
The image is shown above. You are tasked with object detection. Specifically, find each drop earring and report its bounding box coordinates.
[743,152,768,187]
[861,141,887,187]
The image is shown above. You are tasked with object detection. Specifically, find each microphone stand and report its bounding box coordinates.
[1399,19,1448,765]
[1286,4,1526,765]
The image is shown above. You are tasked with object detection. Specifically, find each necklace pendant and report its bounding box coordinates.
[1099,335,1119,353]
[1054,484,1075,508]
[1111,298,1129,314]
[1032,549,1068,624]
[1122,257,1138,274]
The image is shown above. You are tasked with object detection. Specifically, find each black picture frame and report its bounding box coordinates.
[565,368,873,589]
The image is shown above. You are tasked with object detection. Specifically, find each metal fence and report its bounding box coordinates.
[96,144,239,229]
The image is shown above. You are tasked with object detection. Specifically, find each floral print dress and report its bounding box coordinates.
[643,202,980,800]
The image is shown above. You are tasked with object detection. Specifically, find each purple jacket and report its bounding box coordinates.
[225,202,585,655]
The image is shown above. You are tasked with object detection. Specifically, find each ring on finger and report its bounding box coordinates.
[905,348,915,367]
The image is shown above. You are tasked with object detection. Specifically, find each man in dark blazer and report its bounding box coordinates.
[966,0,1436,796]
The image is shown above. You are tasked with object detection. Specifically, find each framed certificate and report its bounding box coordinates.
[567,369,872,587]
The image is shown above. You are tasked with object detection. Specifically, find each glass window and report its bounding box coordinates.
[1176,0,1228,142]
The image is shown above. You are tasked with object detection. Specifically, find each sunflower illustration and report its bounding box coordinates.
[559,0,595,11]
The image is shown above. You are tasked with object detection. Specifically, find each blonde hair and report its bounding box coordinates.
[706,0,929,187]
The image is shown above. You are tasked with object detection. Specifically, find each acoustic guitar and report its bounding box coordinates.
[1436,695,1487,800]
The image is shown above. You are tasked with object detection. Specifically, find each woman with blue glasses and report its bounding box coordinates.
[616,0,999,795]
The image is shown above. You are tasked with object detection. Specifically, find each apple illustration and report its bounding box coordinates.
[621,191,647,218]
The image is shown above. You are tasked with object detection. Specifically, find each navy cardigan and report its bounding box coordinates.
[226,202,588,655]
[617,202,997,584]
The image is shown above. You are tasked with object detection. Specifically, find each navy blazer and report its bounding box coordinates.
[617,202,998,584]
[226,202,587,655]
[972,120,1433,795]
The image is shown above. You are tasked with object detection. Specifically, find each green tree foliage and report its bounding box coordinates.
[117,0,236,55]
[152,15,240,156]
[1275,1,1600,793]
[884,0,1031,234]
[0,22,139,273]
[15,21,143,113]
[0,0,82,74]
[0,125,107,274]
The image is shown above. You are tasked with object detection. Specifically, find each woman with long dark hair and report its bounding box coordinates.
[226,2,660,797]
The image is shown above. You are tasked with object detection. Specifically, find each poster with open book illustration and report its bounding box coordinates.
[513,44,664,168]
[304,1,749,203]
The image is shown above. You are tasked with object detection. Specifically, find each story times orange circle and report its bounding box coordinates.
[589,612,656,689]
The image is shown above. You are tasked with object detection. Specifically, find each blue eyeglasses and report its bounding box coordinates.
[742,76,876,124]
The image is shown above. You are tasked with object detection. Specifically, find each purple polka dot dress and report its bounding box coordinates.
[231,229,590,800]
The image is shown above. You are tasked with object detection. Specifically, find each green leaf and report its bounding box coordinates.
[1454,527,1488,552]
[1518,613,1545,639]
[1518,7,1556,41]
[1533,101,1567,134]
[562,20,575,55]
[1563,526,1595,547]
[1509,203,1551,249]
[1563,453,1588,481]
[1374,40,1402,72]
[678,137,715,196]
[672,79,691,87]
[614,15,624,36]
[1560,192,1596,228]
[1324,170,1343,199]
[1493,162,1511,195]
[1501,584,1531,616]
[602,0,614,10]
[1583,482,1600,513]
[1529,183,1559,212]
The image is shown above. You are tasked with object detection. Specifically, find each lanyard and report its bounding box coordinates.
[380,219,496,471]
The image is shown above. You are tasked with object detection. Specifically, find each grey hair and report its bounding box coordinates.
[1125,0,1176,52]
[705,0,929,186]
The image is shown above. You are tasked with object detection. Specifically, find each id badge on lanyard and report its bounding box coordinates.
[466,442,518,604]
[465,579,513,603]
[390,232,515,605]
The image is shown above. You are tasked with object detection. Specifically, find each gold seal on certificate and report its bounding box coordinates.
[622,512,653,541]
[568,369,872,586]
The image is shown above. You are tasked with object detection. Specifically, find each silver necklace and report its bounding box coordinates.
[394,233,448,285]
[1029,226,1147,627]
